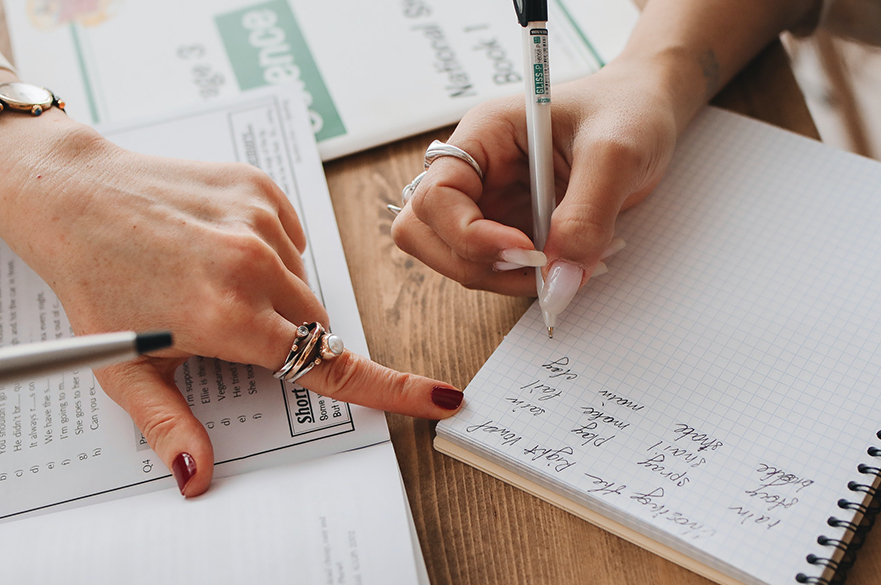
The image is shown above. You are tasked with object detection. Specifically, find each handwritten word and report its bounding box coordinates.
[645,440,707,468]
[520,379,562,401]
[584,473,626,497]
[597,389,644,412]
[541,357,579,380]
[629,487,716,539]
[504,397,545,416]
[523,443,576,473]
[755,463,814,492]
[743,485,799,511]
[727,506,782,529]
[634,453,691,487]
[670,423,723,451]
[401,0,432,18]
[580,406,630,430]
[465,420,522,446]
[570,422,616,448]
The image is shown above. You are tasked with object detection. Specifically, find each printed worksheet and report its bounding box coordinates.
[0,86,389,522]
[2,442,425,585]
[4,0,637,158]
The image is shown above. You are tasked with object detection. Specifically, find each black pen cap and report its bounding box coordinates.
[135,331,174,354]
[514,0,548,26]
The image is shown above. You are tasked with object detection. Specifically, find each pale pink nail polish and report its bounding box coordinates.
[539,261,584,316]
[498,248,547,267]
[493,261,523,272]
[600,238,626,260]
[591,262,609,277]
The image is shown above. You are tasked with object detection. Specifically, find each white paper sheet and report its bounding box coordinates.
[2,442,422,585]
[3,0,638,159]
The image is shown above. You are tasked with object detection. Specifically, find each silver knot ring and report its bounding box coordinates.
[389,140,484,215]
[273,322,344,383]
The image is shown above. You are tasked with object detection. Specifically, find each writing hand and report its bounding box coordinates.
[392,60,679,310]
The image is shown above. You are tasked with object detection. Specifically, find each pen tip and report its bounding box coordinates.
[547,326,554,339]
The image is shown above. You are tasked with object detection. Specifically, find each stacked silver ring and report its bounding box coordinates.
[274,322,345,383]
[388,140,485,215]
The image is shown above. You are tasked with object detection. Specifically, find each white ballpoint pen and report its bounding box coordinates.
[515,0,557,337]
[0,331,173,385]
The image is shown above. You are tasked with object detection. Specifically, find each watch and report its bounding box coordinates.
[0,82,65,116]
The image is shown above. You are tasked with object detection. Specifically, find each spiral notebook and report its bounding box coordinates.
[436,107,881,585]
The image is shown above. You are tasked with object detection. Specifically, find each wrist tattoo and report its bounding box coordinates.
[698,49,721,100]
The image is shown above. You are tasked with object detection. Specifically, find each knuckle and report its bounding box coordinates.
[139,412,182,449]
[248,201,283,235]
[390,215,413,250]
[317,352,365,399]
[556,212,614,256]
[593,135,649,175]
[224,233,276,275]
[238,162,274,187]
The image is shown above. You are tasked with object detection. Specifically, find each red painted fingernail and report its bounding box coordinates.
[172,452,197,496]
[431,386,464,410]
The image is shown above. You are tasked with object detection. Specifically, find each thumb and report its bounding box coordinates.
[95,358,214,497]
[539,145,638,320]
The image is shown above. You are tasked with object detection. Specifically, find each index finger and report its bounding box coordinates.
[409,158,536,264]
[297,351,464,419]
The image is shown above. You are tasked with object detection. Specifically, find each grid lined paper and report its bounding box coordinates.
[438,108,881,585]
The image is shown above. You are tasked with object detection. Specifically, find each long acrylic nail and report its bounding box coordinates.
[600,238,626,260]
[498,248,547,268]
[172,452,197,496]
[591,262,609,277]
[539,261,584,315]
[431,386,464,410]
[493,261,523,272]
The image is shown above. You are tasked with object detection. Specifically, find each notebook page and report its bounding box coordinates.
[437,108,881,585]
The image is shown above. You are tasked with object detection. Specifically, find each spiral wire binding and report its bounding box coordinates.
[796,430,881,585]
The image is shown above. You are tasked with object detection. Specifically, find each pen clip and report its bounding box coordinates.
[513,0,548,27]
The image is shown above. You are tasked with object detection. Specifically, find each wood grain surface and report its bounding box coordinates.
[1,3,877,583]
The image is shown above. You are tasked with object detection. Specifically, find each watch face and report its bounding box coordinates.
[0,83,52,108]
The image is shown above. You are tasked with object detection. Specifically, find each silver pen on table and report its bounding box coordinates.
[0,331,173,385]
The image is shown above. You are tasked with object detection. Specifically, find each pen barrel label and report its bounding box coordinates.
[529,28,550,104]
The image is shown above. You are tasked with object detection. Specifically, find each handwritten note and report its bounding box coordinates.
[437,108,881,585]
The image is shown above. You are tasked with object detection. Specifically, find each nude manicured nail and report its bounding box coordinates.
[493,261,523,272]
[172,452,197,496]
[600,238,626,260]
[431,386,464,410]
[498,248,547,268]
[539,261,584,316]
[591,262,609,277]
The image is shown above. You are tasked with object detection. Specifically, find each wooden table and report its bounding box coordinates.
[324,40,881,585]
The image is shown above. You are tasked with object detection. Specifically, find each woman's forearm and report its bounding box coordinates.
[616,0,821,132]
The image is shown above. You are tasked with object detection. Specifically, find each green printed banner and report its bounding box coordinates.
[216,0,345,142]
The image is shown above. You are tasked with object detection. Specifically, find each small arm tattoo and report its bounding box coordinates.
[698,49,721,99]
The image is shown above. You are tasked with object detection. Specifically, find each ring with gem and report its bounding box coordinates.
[273,322,345,383]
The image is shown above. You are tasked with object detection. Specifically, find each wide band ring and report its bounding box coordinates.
[389,140,484,215]
[273,322,345,383]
